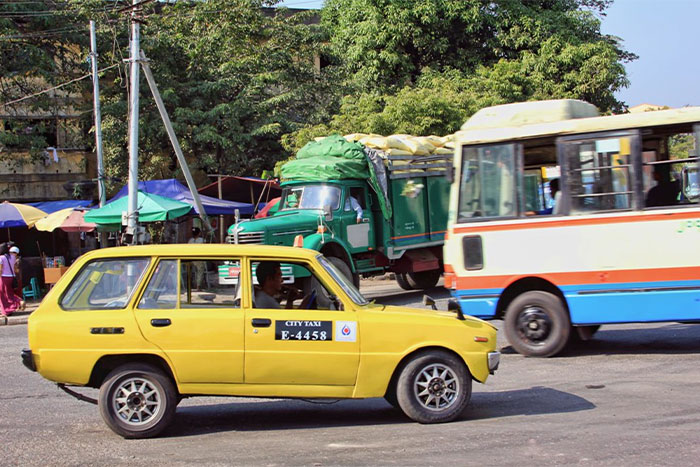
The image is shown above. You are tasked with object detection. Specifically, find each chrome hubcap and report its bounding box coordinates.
[113,377,161,426]
[414,364,459,411]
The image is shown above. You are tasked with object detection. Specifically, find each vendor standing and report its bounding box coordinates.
[0,243,24,316]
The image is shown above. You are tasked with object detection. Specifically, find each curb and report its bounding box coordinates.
[0,315,29,326]
[0,308,37,326]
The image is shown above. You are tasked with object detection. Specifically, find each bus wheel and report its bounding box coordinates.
[396,273,413,290]
[504,291,570,357]
[407,270,441,289]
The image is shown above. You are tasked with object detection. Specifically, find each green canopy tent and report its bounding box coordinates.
[84,190,192,225]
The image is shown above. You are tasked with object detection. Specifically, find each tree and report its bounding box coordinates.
[321,0,635,112]
[0,1,92,158]
[83,0,339,189]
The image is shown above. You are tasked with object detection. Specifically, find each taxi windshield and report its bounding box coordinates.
[317,254,369,306]
[280,185,341,211]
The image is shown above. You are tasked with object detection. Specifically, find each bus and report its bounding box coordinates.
[443,99,700,357]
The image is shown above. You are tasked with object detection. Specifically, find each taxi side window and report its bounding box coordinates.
[61,258,150,310]
[179,259,241,308]
[251,260,338,310]
[138,260,178,309]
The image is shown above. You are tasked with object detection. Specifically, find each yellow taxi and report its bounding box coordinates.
[22,244,499,438]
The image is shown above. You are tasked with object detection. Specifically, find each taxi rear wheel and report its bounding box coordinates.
[98,363,177,439]
[396,351,472,424]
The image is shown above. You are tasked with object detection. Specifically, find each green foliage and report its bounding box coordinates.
[0,0,91,157]
[2,0,636,189]
[669,134,695,161]
[321,0,634,109]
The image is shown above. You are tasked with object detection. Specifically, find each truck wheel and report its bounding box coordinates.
[504,291,570,357]
[98,363,177,439]
[395,273,413,290]
[396,350,472,424]
[327,256,358,288]
[407,270,441,289]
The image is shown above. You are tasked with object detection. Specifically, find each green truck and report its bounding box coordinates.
[227,135,451,290]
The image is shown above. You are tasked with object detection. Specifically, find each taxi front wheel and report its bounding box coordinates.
[98,363,178,439]
[396,351,472,424]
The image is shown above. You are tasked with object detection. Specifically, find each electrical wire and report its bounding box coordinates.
[0,63,119,108]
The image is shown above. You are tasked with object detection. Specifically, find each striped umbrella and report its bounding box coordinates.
[35,208,97,233]
[0,201,47,228]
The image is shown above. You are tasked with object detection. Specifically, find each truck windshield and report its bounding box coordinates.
[317,255,369,305]
[280,185,341,211]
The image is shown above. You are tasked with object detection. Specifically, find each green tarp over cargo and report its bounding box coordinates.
[281,135,392,220]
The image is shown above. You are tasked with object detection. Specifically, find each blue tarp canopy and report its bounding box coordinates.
[29,199,92,214]
[109,179,254,216]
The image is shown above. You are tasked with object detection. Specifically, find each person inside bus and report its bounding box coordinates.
[536,178,562,215]
[646,164,680,207]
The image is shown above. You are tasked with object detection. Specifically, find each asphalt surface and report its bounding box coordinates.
[3,280,700,465]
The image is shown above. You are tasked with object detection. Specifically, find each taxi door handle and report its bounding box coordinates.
[151,319,171,327]
[251,318,271,328]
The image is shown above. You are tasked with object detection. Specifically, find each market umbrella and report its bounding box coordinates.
[0,201,47,228]
[35,208,97,232]
[84,190,192,224]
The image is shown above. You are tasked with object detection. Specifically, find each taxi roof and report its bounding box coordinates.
[456,100,700,145]
[78,244,321,260]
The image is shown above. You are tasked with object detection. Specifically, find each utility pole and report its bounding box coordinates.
[125,0,141,243]
[89,20,108,248]
[139,51,213,236]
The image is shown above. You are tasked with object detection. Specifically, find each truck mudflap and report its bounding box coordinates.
[391,247,441,274]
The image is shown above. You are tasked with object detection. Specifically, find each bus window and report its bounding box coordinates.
[458,144,517,222]
[561,136,633,213]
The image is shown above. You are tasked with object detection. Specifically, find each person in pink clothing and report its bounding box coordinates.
[0,243,24,316]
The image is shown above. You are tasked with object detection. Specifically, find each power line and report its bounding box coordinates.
[0,63,119,108]
[0,25,87,39]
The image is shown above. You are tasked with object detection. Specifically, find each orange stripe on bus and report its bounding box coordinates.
[452,210,700,234]
[454,266,700,290]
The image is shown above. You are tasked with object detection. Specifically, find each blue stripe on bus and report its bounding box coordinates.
[452,279,700,322]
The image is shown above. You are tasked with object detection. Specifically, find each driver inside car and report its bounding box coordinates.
[255,261,313,309]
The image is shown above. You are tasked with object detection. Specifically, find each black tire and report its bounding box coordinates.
[395,273,413,291]
[395,350,472,424]
[98,363,178,439]
[504,291,571,357]
[407,270,441,289]
[328,256,357,288]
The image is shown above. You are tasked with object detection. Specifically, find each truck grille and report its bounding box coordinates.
[234,231,264,244]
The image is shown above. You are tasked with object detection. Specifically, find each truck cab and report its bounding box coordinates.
[228,135,452,291]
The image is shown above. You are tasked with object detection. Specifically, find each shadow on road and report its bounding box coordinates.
[466,386,595,420]
[164,386,593,438]
[166,398,406,437]
[560,323,700,357]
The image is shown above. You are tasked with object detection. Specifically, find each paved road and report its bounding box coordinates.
[3,281,700,465]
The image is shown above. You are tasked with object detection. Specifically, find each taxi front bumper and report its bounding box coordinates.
[488,351,500,374]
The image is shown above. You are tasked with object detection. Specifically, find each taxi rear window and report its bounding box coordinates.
[60,258,150,310]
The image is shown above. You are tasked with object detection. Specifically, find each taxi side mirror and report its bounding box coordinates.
[323,205,333,221]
